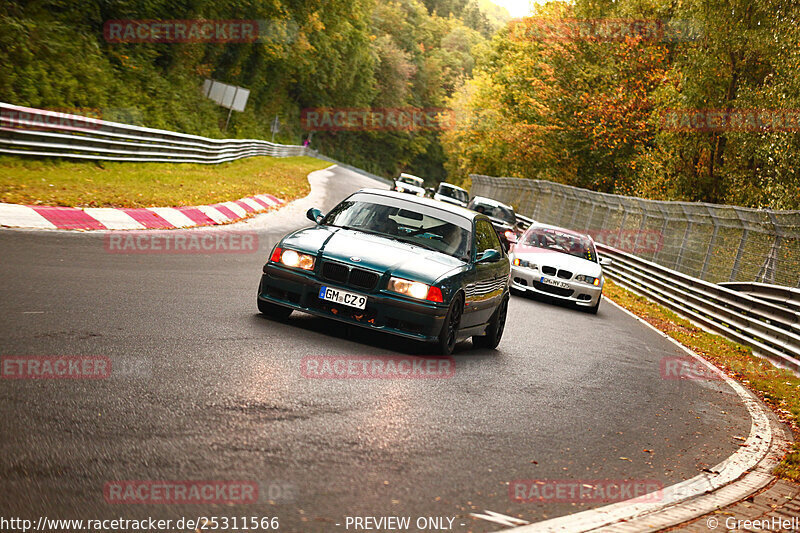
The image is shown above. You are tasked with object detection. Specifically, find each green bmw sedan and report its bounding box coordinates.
[257,189,510,354]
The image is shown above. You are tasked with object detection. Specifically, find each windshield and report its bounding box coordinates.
[470,201,515,225]
[521,227,596,262]
[398,176,423,187]
[438,184,468,203]
[324,193,472,261]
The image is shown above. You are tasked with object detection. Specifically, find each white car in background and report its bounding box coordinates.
[433,182,469,207]
[393,173,426,196]
[509,223,612,314]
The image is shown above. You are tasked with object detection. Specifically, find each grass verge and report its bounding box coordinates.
[603,279,800,482]
[0,155,331,208]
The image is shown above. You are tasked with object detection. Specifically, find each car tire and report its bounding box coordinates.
[437,295,464,355]
[473,294,509,349]
[258,298,293,320]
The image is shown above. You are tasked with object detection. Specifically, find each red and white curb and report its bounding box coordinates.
[0,194,284,231]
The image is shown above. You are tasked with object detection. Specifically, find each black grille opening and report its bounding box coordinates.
[513,277,528,286]
[322,262,348,283]
[265,286,300,303]
[577,294,591,301]
[532,280,574,297]
[386,317,425,335]
[349,268,379,290]
[557,269,573,279]
[541,266,557,276]
[321,261,380,291]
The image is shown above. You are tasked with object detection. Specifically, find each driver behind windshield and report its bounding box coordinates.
[368,205,399,235]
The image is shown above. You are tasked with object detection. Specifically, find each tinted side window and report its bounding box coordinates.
[475,219,501,255]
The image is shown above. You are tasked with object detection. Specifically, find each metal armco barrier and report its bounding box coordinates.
[473,175,800,372]
[471,174,800,288]
[0,102,306,163]
[720,282,800,313]
[596,243,800,373]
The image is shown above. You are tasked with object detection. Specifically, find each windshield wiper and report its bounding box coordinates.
[392,236,442,253]
[334,225,447,255]
[337,225,406,242]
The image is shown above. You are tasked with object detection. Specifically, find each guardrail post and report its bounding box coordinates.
[674,223,693,272]
[758,236,780,284]
[757,210,782,284]
[653,204,669,263]
[556,192,567,225]
[700,208,719,281]
[601,201,611,232]
[730,229,750,282]
[615,209,628,249]
[585,202,596,232]
[569,194,580,229]
[538,184,557,224]
[633,199,649,255]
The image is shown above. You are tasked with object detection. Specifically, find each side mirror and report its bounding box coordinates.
[306,208,324,224]
[599,256,613,266]
[477,249,501,263]
[505,231,518,245]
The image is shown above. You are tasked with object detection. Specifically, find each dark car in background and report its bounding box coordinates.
[434,183,469,207]
[258,189,511,354]
[467,196,521,251]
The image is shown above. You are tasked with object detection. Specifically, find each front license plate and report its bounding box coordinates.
[540,276,570,289]
[319,286,367,310]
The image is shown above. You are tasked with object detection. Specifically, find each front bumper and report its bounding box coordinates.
[258,263,448,342]
[510,266,602,306]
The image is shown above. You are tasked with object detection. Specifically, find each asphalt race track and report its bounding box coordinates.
[0,166,752,532]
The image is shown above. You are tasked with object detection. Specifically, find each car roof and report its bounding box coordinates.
[524,222,595,242]
[438,182,467,192]
[399,172,423,182]
[355,188,482,220]
[469,195,513,210]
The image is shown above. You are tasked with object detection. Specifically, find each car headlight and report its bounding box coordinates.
[270,247,315,271]
[513,257,537,269]
[387,277,443,302]
[575,274,600,286]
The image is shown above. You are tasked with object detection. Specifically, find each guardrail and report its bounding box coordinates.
[508,194,800,373]
[472,174,800,288]
[720,282,800,313]
[0,102,306,163]
[596,244,800,373]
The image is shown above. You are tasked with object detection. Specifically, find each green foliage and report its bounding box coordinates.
[0,0,493,185]
[442,0,800,209]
